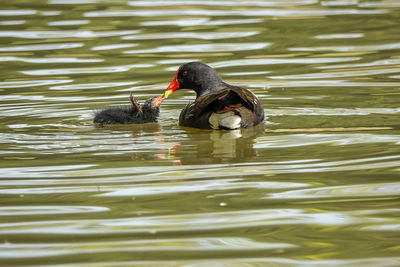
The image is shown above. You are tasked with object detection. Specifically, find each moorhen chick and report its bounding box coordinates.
[164,62,264,130]
[93,93,164,125]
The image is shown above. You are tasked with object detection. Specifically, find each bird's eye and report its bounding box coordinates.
[182,71,188,77]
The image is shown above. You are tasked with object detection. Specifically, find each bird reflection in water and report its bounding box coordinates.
[124,124,265,165]
[173,123,265,165]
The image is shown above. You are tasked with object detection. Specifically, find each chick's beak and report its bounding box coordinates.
[152,94,165,108]
[164,69,180,98]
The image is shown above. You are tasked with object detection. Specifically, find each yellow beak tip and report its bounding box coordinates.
[164,90,173,98]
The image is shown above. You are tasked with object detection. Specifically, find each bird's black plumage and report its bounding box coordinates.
[164,62,264,130]
[93,94,164,125]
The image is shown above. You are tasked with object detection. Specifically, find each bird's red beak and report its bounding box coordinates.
[164,69,180,98]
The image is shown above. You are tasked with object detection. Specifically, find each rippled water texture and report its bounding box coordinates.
[1,0,400,266]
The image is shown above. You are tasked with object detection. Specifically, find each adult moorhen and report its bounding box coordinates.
[93,93,164,125]
[164,62,264,130]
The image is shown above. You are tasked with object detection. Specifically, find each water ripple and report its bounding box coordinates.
[49,0,114,3]
[141,18,262,26]
[0,20,25,25]
[100,179,308,197]
[314,33,364,39]
[317,58,400,69]
[263,107,400,116]
[290,42,400,52]
[269,67,400,79]
[84,8,387,18]
[50,81,138,90]
[0,238,294,258]
[28,257,398,266]
[322,0,359,6]
[269,182,400,199]
[0,156,398,187]
[48,20,90,26]
[0,56,102,63]
[211,57,360,68]
[0,208,394,235]
[21,64,153,76]
[0,43,83,52]
[0,10,36,16]
[40,11,61,16]
[255,134,400,147]
[123,31,259,40]
[0,164,95,179]
[91,44,138,51]
[251,80,400,88]
[124,43,270,54]
[0,79,72,88]
[359,1,400,8]
[128,0,319,7]
[0,30,139,39]
[0,206,108,216]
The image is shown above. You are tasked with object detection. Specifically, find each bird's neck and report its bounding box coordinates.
[195,81,227,98]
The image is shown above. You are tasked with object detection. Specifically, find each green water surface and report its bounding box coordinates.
[0,0,400,266]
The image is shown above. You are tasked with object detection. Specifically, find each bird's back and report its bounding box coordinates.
[179,86,264,129]
[94,106,138,124]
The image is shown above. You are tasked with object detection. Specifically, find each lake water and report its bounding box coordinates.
[1,0,400,266]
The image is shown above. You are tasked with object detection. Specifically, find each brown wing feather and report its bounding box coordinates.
[179,86,264,129]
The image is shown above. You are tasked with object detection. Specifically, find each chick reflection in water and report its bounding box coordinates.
[176,124,265,164]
